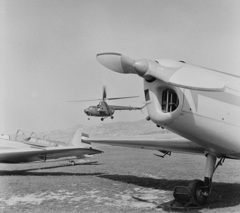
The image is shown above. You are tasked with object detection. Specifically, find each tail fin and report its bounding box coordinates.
[70,128,91,147]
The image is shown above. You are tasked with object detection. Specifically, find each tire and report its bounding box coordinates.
[69,160,75,166]
[188,179,208,206]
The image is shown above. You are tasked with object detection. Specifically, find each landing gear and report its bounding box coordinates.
[101,116,114,121]
[173,153,224,207]
[187,179,207,206]
[88,118,90,120]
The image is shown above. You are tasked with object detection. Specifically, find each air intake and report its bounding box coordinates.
[162,89,179,113]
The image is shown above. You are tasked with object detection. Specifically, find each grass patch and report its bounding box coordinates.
[0,146,240,212]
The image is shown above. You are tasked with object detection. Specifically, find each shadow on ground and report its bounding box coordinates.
[0,168,239,211]
[0,170,104,176]
[0,161,102,176]
[99,174,240,210]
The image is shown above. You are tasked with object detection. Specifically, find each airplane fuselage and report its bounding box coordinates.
[144,69,240,158]
[95,52,240,206]
[0,136,101,163]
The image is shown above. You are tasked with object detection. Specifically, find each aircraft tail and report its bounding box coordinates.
[70,128,91,148]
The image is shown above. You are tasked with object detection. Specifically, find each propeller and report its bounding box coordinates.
[97,53,226,92]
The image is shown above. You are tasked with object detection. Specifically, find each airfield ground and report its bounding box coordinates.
[0,145,240,213]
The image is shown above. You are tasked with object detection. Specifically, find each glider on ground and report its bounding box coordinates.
[0,128,102,165]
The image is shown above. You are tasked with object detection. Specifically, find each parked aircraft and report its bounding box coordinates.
[69,86,145,121]
[0,128,102,165]
[83,52,240,207]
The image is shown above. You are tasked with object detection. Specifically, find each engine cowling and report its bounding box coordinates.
[144,79,184,126]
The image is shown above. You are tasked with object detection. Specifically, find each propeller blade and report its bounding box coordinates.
[97,52,226,92]
[167,64,226,91]
[147,60,226,91]
[97,53,136,74]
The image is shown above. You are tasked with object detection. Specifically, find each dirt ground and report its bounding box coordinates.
[0,146,240,213]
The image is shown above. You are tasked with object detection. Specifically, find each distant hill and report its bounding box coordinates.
[37,119,171,143]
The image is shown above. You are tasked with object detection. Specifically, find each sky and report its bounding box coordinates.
[1,0,240,134]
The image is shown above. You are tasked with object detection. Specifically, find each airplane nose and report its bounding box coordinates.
[84,109,89,114]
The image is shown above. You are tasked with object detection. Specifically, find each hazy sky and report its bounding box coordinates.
[1,0,240,134]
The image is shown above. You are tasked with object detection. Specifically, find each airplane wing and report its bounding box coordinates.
[0,146,103,163]
[110,105,144,111]
[83,133,205,155]
[0,128,103,163]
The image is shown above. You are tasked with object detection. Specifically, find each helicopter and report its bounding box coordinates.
[69,86,145,121]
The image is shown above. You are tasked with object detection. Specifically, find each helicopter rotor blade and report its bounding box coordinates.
[103,86,107,100]
[67,96,138,102]
[67,98,102,102]
[106,96,138,100]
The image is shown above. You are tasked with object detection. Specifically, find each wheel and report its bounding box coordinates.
[88,118,90,120]
[111,116,114,119]
[101,118,104,121]
[69,160,75,166]
[188,179,208,206]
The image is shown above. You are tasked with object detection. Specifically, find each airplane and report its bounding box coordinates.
[69,86,145,121]
[82,52,240,207]
[0,128,103,165]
